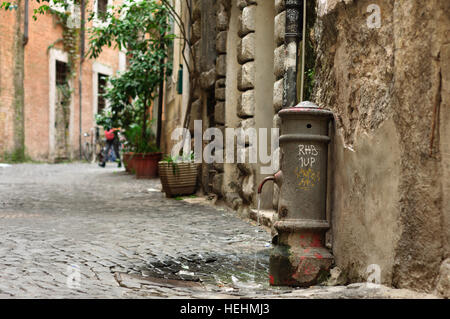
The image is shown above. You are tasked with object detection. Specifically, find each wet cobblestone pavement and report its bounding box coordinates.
[0,163,276,298]
[0,164,438,299]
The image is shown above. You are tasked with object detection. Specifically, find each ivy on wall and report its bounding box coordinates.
[56,83,71,127]
[48,1,81,86]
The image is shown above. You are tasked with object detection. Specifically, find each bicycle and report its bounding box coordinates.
[82,127,102,163]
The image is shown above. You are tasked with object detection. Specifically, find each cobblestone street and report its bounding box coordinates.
[0,164,438,299]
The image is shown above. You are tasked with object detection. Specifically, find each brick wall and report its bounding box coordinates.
[0,7,18,156]
[0,1,122,161]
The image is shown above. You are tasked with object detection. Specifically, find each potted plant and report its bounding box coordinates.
[158,152,199,197]
[123,122,162,179]
[88,0,173,177]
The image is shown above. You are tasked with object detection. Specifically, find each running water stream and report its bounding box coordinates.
[231,195,264,290]
[252,194,262,279]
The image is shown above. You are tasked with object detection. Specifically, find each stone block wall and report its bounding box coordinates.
[187,0,232,198]
[235,0,258,208]
[210,0,231,198]
[273,1,285,114]
[271,0,286,210]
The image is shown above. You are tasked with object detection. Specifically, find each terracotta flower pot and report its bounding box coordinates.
[133,153,162,179]
[158,161,199,197]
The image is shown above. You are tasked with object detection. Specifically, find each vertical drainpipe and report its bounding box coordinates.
[156,75,164,149]
[23,0,28,46]
[283,0,303,108]
[79,0,85,159]
[156,39,165,149]
[299,0,306,102]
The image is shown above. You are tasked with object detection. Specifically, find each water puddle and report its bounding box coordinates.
[142,249,270,290]
[140,195,270,292]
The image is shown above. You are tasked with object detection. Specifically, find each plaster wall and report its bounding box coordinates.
[314,0,449,292]
[253,0,276,210]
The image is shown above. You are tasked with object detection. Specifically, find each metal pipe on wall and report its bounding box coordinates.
[23,0,28,46]
[283,0,303,109]
[299,0,306,102]
[156,62,164,149]
[79,0,85,159]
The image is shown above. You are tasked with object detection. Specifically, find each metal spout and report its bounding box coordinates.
[258,171,283,194]
[258,176,274,194]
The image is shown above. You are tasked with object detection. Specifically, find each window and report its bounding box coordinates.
[97,73,108,114]
[97,0,109,22]
[93,0,112,27]
[56,61,68,85]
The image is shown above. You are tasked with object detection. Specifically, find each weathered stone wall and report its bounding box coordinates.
[271,0,286,211]
[313,0,450,293]
[210,0,231,198]
[222,1,241,210]
[224,0,276,213]
[233,0,257,211]
[439,14,450,298]
[215,0,276,214]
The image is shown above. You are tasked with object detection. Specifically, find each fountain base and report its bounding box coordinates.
[269,229,333,287]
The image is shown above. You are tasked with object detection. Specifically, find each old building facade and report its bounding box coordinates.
[0,0,125,161]
[161,0,449,296]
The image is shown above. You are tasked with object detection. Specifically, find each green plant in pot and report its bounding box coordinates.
[122,120,162,179]
[88,0,173,177]
[159,151,199,198]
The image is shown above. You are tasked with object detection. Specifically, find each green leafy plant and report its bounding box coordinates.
[162,151,194,175]
[162,151,194,163]
[122,122,160,154]
[56,83,72,122]
[88,0,173,153]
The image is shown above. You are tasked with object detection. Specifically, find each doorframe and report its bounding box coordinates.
[48,48,74,161]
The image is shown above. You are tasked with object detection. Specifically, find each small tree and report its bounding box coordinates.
[89,0,173,152]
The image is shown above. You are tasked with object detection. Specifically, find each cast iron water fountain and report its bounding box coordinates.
[258,101,335,287]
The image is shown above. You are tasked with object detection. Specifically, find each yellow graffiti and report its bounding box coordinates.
[295,167,320,190]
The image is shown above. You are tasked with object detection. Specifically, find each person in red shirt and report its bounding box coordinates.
[99,127,121,168]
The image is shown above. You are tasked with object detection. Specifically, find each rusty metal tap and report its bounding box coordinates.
[258,171,283,194]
